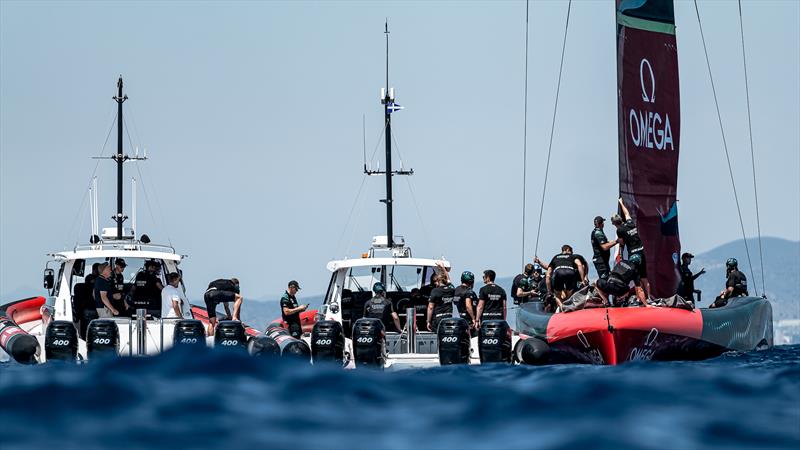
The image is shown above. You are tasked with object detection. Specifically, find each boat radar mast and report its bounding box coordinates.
[364,21,413,248]
[93,77,146,241]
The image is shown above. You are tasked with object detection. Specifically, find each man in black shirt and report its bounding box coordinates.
[129,260,163,317]
[109,258,129,316]
[203,278,242,335]
[454,271,477,332]
[611,198,651,298]
[590,216,617,280]
[511,263,535,305]
[677,252,705,303]
[595,254,651,307]
[280,280,307,338]
[711,258,748,308]
[363,282,402,331]
[427,277,455,332]
[544,245,585,310]
[476,270,507,324]
[94,263,120,317]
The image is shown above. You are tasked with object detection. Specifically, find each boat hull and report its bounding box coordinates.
[516,296,773,365]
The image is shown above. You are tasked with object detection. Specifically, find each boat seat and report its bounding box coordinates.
[72,283,97,339]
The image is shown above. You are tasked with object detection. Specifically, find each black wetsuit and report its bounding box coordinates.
[454,285,477,323]
[549,253,579,292]
[591,227,611,280]
[597,260,641,298]
[204,279,238,319]
[131,271,161,316]
[616,219,647,278]
[280,291,302,338]
[478,283,506,321]
[428,284,455,332]
[364,295,397,332]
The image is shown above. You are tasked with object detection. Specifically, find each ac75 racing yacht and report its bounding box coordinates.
[0,78,201,364]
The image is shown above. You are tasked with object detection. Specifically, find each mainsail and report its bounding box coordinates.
[616,0,681,297]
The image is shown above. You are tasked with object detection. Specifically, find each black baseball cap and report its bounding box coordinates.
[681,252,694,259]
[288,280,301,290]
[594,216,605,222]
[115,258,127,267]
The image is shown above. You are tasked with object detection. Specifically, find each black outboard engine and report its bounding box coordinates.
[214,320,247,350]
[173,319,207,348]
[478,320,512,363]
[311,320,345,364]
[86,319,119,358]
[352,318,385,369]
[44,320,78,362]
[265,324,311,359]
[437,317,471,365]
[247,335,280,357]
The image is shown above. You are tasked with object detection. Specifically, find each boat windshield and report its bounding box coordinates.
[344,264,434,293]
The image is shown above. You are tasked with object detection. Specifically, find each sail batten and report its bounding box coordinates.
[616,0,681,297]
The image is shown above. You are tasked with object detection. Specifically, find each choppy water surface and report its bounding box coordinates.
[1,346,798,449]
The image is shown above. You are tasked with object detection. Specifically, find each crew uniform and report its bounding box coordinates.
[111,267,128,316]
[428,283,455,332]
[591,226,612,279]
[280,290,303,338]
[454,285,477,323]
[204,279,238,319]
[616,219,647,278]
[597,259,641,299]
[726,270,748,297]
[364,294,398,332]
[130,268,162,317]
[478,284,507,321]
[549,253,579,292]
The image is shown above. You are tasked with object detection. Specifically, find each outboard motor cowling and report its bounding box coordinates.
[478,320,512,363]
[45,320,78,362]
[0,318,40,364]
[86,319,119,358]
[214,320,247,350]
[247,335,280,357]
[265,324,310,359]
[437,317,471,365]
[173,319,207,348]
[311,320,345,364]
[352,318,385,369]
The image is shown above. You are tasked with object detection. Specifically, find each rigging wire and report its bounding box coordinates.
[693,0,758,295]
[391,131,435,256]
[533,0,571,259]
[737,0,766,295]
[521,0,530,268]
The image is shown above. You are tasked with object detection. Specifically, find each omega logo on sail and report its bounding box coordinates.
[629,58,674,151]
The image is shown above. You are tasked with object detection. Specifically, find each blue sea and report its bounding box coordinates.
[1,346,798,450]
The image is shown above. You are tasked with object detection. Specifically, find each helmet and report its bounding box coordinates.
[726,258,738,269]
[461,271,475,283]
[533,263,543,274]
[372,282,385,294]
[628,253,643,266]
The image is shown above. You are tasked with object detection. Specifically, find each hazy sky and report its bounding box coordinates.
[1,0,798,301]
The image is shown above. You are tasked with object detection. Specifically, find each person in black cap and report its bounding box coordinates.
[203,278,242,335]
[280,280,307,338]
[111,258,130,316]
[128,259,163,317]
[590,216,618,280]
[363,282,402,332]
[677,252,705,303]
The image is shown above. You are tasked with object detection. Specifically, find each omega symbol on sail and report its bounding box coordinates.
[629,58,674,151]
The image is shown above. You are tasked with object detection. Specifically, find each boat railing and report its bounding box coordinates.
[72,241,177,254]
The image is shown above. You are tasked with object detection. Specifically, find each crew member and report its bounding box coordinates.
[573,253,590,288]
[94,263,119,317]
[129,260,163,317]
[363,282,402,332]
[595,254,652,308]
[710,258,748,308]
[515,275,537,305]
[161,272,189,318]
[677,252,705,303]
[544,245,585,310]
[611,197,651,298]
[511,263,535,305]
[111,258,129,316]
[280,280,307,338]
[454,271,477,333]
[203,278,242,335]
[420,273,439,298]
[590,216,617,280]
[84,263,100,287]
[427,276,455,332]
[476,270,507,324]
[530,264,547,298]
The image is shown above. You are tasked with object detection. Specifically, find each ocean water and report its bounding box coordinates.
[1,346,798,450]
